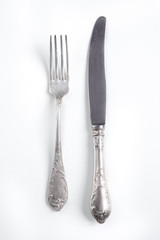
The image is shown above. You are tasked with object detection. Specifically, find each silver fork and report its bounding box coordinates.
[48,35,69,211]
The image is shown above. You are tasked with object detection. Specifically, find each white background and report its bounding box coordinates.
[0,0,160,239]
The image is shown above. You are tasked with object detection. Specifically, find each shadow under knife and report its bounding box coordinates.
[82,45,95,222]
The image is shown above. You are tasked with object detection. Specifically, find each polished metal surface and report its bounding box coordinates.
[90,125,111,223]
[48,35,69,211]
[89,16,106,125]
[89,17,111,223]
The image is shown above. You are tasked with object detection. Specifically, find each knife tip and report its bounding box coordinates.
[97,16,106,22]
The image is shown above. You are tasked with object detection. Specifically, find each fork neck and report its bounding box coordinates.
[55,98,62,152]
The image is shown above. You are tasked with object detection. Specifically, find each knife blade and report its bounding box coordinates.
[88,16,111,224]
[89,16,106,126]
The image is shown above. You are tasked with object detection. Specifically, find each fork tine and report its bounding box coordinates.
[60,35,64,80]
[50,35,52,80]
[65,35,69,81]
[54,35,58,80]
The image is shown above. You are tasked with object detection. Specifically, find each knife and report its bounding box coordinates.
[89,16,111,224]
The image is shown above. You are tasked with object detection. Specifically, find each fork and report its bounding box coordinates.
[48,35,69,211]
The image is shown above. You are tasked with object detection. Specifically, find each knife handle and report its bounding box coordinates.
[90,125,111,223]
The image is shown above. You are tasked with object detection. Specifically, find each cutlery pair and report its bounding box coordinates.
[47,16,111,224]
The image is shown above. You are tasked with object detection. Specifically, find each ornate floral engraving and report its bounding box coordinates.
[90,181,110,223]
[90,126,111,223]
[48,150,68,211]
[93,128,104,149]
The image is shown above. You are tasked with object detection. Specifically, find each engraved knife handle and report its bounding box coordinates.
[90,125,111,223]
[48,100,68,211]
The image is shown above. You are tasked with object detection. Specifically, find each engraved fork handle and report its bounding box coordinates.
[48,99,68,211]
[90,125,111,223]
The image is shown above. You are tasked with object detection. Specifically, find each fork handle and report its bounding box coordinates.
[48,99,68,211]
[90,125,111,223]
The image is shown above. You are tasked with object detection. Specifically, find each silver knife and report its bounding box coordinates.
[89,16,111,224]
